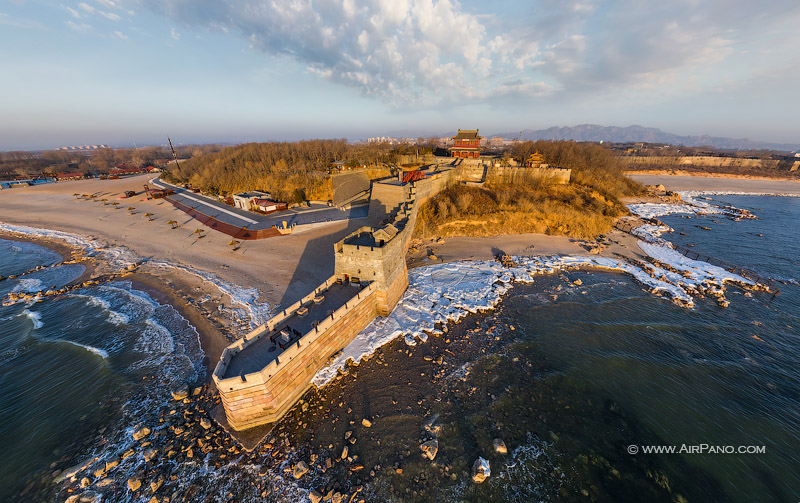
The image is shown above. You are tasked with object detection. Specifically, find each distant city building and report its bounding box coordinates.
[54,144,110,152]
[448,129,483,158]
[488,136,505,147]
[366,136,398,144]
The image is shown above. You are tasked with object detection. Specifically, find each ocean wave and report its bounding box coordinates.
[12,278,43,293]
[22,309,43,329]
[59,339,110,359]
[70,293,131,326]
[149,261,272,329]
[0,221,140,272]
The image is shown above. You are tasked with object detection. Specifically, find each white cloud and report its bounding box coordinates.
[170,27,179,40]
[112,29,127,39]
[120,0,800,107]
[98,10,121,20]
[65,20,93,32]
[65,6,82,18]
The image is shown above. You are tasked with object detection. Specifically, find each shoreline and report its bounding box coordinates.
[625,169,800,182]
[0,228,229,381]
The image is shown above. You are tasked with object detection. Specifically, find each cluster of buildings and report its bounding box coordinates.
[230,190,288,214]
[53,144,110,152]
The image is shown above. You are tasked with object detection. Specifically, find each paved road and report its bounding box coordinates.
[152,177,368,229]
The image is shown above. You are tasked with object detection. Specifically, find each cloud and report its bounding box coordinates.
[0,12,47,30]
[170,27,179,40]
[121,0,800,107]
[65,20,93,32]
[98,10,121,20]
[112,29,127,39]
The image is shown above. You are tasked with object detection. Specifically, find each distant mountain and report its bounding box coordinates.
[491,125,799,152]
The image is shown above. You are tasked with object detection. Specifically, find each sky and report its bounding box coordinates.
[1,0,799,150]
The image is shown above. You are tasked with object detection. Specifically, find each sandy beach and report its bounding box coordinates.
[0,172,788,373]
[628,173,800,194]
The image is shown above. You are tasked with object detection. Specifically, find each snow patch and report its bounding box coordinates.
[312,254,710,386]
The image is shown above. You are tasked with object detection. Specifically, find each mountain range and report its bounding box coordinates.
[490,125,799,152]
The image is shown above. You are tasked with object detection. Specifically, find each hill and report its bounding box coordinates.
[492,125,800,152]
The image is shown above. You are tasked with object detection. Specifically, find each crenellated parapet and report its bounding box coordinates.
[214,171,441,432]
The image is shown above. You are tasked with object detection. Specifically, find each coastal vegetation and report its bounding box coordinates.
[415,141,644,239]
[161,140,437,202]
[0,145,214,180]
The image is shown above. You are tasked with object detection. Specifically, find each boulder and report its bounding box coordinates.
[293,461,309,479]
[420,440,438,461]
[340,446,348,460]
[308,490,323,503]
[150,475,165,493]
[132,427,151,441]
[127,477,142,491]
[143,448,157,462]
[361,418,372,428]
[422,415,441,436]
[171,388,189,401]
[96,477,114,488]
[200,417,212,430]
[472,457,490,483]
[493,438,508,455]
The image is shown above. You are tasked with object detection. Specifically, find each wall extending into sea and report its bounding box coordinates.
[213,172,439,430]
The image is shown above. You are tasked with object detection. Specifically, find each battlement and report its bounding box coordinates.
[214,167,436,432]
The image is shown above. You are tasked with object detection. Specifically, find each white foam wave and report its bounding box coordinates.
[13,278,43,293]
[0,221,140,271]
[60,340,110,359]
[150,261,272,329]
[70,293,131,326]
[22,309,43,329]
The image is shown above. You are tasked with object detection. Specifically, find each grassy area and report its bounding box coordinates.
[416,142,644,240]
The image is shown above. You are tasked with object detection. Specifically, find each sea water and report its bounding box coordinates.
[413,194,800,502]
[0,240,204,500]
[1,194,797,502]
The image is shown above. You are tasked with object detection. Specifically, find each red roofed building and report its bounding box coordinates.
[448,129,482,158]
[253,199,288,214]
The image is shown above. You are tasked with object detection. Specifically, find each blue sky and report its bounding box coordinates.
[1,0,799,150]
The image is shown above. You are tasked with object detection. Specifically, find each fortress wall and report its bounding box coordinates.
[487,166,571,184]
[375,267,409,316]
[332,171,371,206]
[218,285,380,430]
[413,171,455,203]
[624,155,800,171]
[368,182,408,221]
[216,166,447,431]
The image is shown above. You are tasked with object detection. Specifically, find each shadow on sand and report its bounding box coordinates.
[277,220,371,309]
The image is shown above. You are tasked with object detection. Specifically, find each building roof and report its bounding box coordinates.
[254,198,283,207]
[452,129,481,140]
[234,190,269,198]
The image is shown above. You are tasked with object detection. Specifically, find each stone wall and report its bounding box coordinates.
[368,182,409,221]
[332,171,371,206]
[487,166,571,184]
[624,155,800,172]
[215,284,380,430]
[215,168,449,431]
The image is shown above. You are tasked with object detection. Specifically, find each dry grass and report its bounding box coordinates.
[416,167,636,240]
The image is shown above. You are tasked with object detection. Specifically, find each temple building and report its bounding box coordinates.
[526,151,545,168]
[449,129,482,158]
